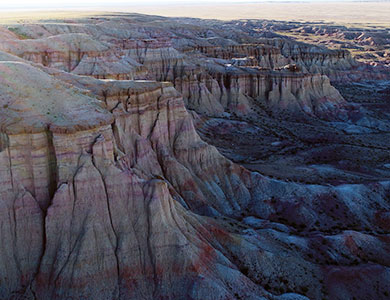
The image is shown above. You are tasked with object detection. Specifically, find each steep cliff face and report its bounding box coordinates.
[0,62,264,299]
[192,44,290,69]
[1,58,390,300]
[224,19,390,80]
[256,38,358,77]
[0,61,112,298]
[31,82,267,299]
[0,17,361,120]
[1,14,390,300]
[3,16,385,84]
[0,30,185,81]
[173,66,347,119]
[0,61,113,205]
[0,33,110,71]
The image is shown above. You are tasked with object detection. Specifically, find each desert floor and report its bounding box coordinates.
[1,1,390,27]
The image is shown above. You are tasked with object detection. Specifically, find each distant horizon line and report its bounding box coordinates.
[1,0,390,10]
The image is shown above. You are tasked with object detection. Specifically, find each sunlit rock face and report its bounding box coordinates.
[0,13,390,300]
[0,17,359,119]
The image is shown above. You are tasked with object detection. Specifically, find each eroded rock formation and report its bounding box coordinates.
[0,13,389,300]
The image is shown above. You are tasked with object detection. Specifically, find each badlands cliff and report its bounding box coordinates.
[0,13,390,300]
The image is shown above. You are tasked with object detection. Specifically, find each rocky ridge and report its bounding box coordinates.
[0,16,366,119]
[0,13,389,300]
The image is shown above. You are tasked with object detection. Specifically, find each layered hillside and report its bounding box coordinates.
[0,13,390,300]
[0,16,365,119]
[228,19,390,79]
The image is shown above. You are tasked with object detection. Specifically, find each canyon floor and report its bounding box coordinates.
[0,8,390,300]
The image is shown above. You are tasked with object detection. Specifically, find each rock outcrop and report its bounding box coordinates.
[256,38,358,78]
[0,16,360,120]
[174,66,347,119]
[0,13,390,300]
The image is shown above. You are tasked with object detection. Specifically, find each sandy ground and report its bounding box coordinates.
[0,2,390,26]
[121,2,390,25]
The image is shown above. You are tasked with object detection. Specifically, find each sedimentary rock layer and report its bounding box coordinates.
[0,16,366,120]
[0,14,389,300]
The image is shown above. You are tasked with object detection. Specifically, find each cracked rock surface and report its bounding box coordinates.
[0,13,390,300]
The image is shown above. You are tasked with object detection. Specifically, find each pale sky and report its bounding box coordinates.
[0,0,353,9]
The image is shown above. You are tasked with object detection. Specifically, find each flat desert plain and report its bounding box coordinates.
[1,1,390,26]
[126,1,390,25]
